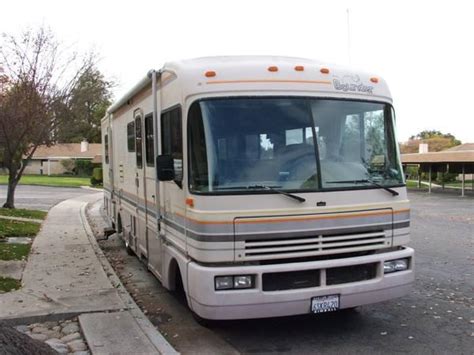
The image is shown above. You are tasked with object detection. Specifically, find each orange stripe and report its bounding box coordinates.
[206,79,332,85]
[179,208,410,225]
[175,211,227,225]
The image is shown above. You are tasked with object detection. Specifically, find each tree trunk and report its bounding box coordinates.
[3,170,18,209]
[0,322,57,355]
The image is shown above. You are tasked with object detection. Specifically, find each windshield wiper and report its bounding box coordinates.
[248,185,306,203]
[325,179,399,196]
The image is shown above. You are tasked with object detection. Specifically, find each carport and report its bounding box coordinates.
[401,149,474,197]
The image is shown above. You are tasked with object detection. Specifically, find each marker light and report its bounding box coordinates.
[294,65,305,71]
[370,77,379,83]
[185,198,194,208]
[205,71,216,78]
[384,259,409,274]
[268,66,279,72]
[320,68,330,74]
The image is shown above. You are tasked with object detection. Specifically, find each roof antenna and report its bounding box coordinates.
[347,8,351,64]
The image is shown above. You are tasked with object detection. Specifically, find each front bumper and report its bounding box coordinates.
[187,247,414,320]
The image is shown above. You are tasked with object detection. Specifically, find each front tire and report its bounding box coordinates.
[191,311,217,328]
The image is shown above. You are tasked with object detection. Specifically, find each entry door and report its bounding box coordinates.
[144,113,162,278]
[160,106,186,252]
[134,111,148,258]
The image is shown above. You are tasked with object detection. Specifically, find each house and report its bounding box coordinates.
[23,141,102,175]
[401,142,474,195]
[444,143,474,180]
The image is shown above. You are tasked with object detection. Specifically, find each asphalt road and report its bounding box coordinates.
[93,190,474,355]
[0,185,97,210]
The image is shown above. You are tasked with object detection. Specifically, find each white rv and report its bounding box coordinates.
[101,56,414,320]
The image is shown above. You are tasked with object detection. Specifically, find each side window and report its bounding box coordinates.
[135,116,143,168]
[161,106,183,184]
[127,122,135,152]
[104,134,109,164]
[145,114,154,166]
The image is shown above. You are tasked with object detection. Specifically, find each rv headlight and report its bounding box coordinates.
[215,276,234,290]
[383,261,395,274]
[384,258,409,274]
[393,259,409,271]
[233,275,253,289]
[215,275,254,290]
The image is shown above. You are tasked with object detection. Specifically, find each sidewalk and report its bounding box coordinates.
[0,192,177,354]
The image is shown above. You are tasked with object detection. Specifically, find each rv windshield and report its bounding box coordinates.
[188,97,404,193]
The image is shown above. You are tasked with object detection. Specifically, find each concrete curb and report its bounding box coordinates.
[80,198,178,355]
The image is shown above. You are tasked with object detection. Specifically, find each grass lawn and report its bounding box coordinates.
[0,208,47,220]
[0,219,41,238]
[446,180,474,189]
[0,174,91,188]
[406,180,423,188]
[0,243,31,261]
[0,277,21,292]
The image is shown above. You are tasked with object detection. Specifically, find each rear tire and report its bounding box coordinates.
[124,232,134,255]
[117,214,134,255]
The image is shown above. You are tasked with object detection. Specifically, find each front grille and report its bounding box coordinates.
[243,230,387,261]
[263,269,320,291]
[326,263,377,285]
[261,263,378,291]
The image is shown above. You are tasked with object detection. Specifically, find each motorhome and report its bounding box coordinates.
[101,56,414,320]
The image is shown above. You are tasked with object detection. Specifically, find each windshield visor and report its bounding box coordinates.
[188,97,403,193]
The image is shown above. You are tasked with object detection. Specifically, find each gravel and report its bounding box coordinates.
[13,317,90,355]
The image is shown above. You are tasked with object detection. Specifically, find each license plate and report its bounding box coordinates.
[311,295,340,313]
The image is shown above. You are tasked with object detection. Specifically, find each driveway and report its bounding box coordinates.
[0,185,97,210]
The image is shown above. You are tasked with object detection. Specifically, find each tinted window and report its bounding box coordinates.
[188,98,403,194]
[104,134,109,164]
[135,116,143,168]
[161,107,182,183]
[188,98,318,192]
[127,122,135,152]
[145,114,154,166]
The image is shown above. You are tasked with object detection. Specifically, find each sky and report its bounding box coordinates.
[2,0,474,143]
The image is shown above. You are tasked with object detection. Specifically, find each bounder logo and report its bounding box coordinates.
[333,75,374,94]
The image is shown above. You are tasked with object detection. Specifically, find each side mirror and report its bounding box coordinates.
[156,154,174,181]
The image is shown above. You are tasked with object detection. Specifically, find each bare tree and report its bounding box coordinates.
[0,27,94,208]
